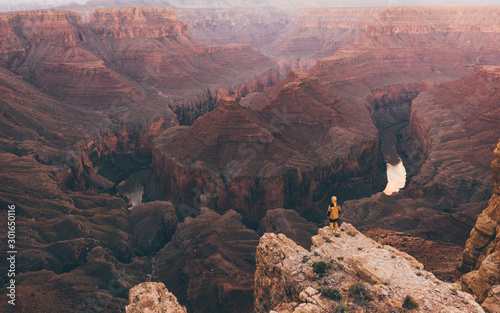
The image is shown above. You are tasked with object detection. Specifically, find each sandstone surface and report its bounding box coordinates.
[126,282,187,313]
[460,141,500,312]
[255,224,484,313]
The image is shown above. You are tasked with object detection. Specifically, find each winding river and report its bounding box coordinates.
[379,121,408,195]
[117,169,150,207]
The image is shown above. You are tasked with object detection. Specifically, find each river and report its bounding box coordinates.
[117,169,150,207]
[379,121,408,195]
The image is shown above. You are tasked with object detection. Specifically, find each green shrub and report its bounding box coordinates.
[348,282,373,301]
[402,295,419,310]
[346,231,355,237]
[320,287,342,301]
[312,261,332,276]
[334,302,349,313]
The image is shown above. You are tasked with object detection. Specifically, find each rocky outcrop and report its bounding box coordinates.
[89,7,187,38]
[255,224,484,313]
[126,282,187,313]
[258,208,318,249]
[128,201,178,257]
[154,208,260,313]
[153,72,378,222]
[460,141,500,311]
[364,228,464,282]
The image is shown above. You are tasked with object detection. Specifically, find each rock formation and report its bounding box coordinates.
[126,282,187,313]
[154,208,260,313]
[0,7,277,123]
[342,66,500,248]
[263,8,383,62]
[153,71,378,222]
[460,141,500,312]
[258,208,318,249]
[128,201,179,256]
[255,224,484,313]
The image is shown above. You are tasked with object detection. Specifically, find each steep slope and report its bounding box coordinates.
[90,7,277,101]
[254,224,484,313]
[154,208,260,313]
[0,7,277,124]
[263,7,383,76]
[459,141,500,312]
[300,7,500,244]
[0,9,140,110]
[344,67,500,246]
[153,71,378,221]
[310,7,500,106]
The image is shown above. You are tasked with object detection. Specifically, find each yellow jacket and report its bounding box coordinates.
[327,204,341,220]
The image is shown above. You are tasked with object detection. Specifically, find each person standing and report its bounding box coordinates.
[327,196,341,231]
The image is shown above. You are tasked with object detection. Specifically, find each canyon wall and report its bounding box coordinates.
[0,7,277,122]
[174,7,291,49]
[460,141,500,312]
[0,7,280,312]
[306,7,500,249]
[343,67,500,247]
[154,208,260,313]
[153,72,378,222]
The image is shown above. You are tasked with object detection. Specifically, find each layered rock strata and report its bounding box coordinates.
[153,71,378,221]
[258,208,318,249]
[343,67,500,246]
[0,198,180,312]
[255,224,484,313]
[0,7,277,122]
[460,141,500,312]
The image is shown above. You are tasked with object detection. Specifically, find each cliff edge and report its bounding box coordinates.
[255,224,484,313]
[460,141,500,312]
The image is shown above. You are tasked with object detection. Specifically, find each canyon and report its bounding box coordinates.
[0,4,499,313]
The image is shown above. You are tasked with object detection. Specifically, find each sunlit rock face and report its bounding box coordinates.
[254,224,484,313]
[460,141,500,312]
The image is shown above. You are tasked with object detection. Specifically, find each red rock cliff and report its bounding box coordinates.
[90,7,188,38]
[460,141,500,312]
[153,71,378,221]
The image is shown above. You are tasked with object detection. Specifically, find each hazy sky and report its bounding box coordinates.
[1,0,499,12]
